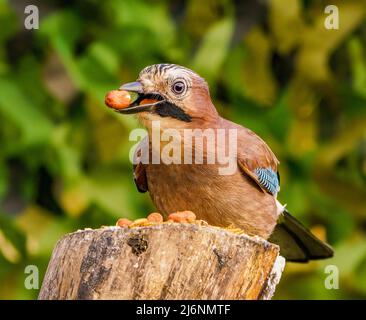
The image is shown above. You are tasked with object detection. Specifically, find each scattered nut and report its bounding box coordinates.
[168,211,196,223]
[133,218,149,224]
[147,212,163,223]
[116,218,132,228]
[129,218,151,228]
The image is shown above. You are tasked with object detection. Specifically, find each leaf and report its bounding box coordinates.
[192,18,234,83]
[0,0,19,43]
[58,178,90,218]
[321,236,366,275]
[0,78,53,150]
[348,37,366,98]
[49,124,83,182]
[15,205,55,255]
[39,10,85,90]
[85,170,141,220]
[296,0,366,82]
[242,28,278,105]
[353,256,366,293]
[0,214,26,263]
[0,229,20,263]
[269,0,303,54]
[110,0,175,49]
[39,9,83,51]
[88,42,120,75]
[0,159,7,199]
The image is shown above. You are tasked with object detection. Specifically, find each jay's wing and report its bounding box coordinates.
[132,136,148,193]
[236,127,280,196]
[236,126,333,262]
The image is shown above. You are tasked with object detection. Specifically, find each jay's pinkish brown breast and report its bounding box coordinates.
[145,162,278,239]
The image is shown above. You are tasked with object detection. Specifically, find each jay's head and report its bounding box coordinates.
[118,64,218,128]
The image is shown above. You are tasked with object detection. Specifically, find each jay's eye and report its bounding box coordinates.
[172,81,186,95]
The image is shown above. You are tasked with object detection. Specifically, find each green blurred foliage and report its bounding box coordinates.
[0,0,365,299]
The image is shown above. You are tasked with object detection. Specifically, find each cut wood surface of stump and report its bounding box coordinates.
[39,223,285,300]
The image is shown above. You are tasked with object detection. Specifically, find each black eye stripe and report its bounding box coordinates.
[155,101,192,122]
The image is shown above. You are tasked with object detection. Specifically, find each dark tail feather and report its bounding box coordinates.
[269,210,334,262]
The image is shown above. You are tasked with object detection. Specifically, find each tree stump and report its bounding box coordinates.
[38,223,285,300]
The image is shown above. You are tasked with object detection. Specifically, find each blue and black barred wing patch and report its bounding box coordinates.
[253,167,280,195]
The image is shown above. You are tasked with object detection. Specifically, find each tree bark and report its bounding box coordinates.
[38,223,285,300]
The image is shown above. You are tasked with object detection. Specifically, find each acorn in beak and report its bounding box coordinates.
[105,81,165,114]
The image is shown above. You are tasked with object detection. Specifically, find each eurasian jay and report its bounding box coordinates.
[108,63,333,262]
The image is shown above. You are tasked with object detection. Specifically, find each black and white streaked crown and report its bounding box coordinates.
[139,63,199,79]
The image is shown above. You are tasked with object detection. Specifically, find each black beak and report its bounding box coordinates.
[116,81,165,114]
